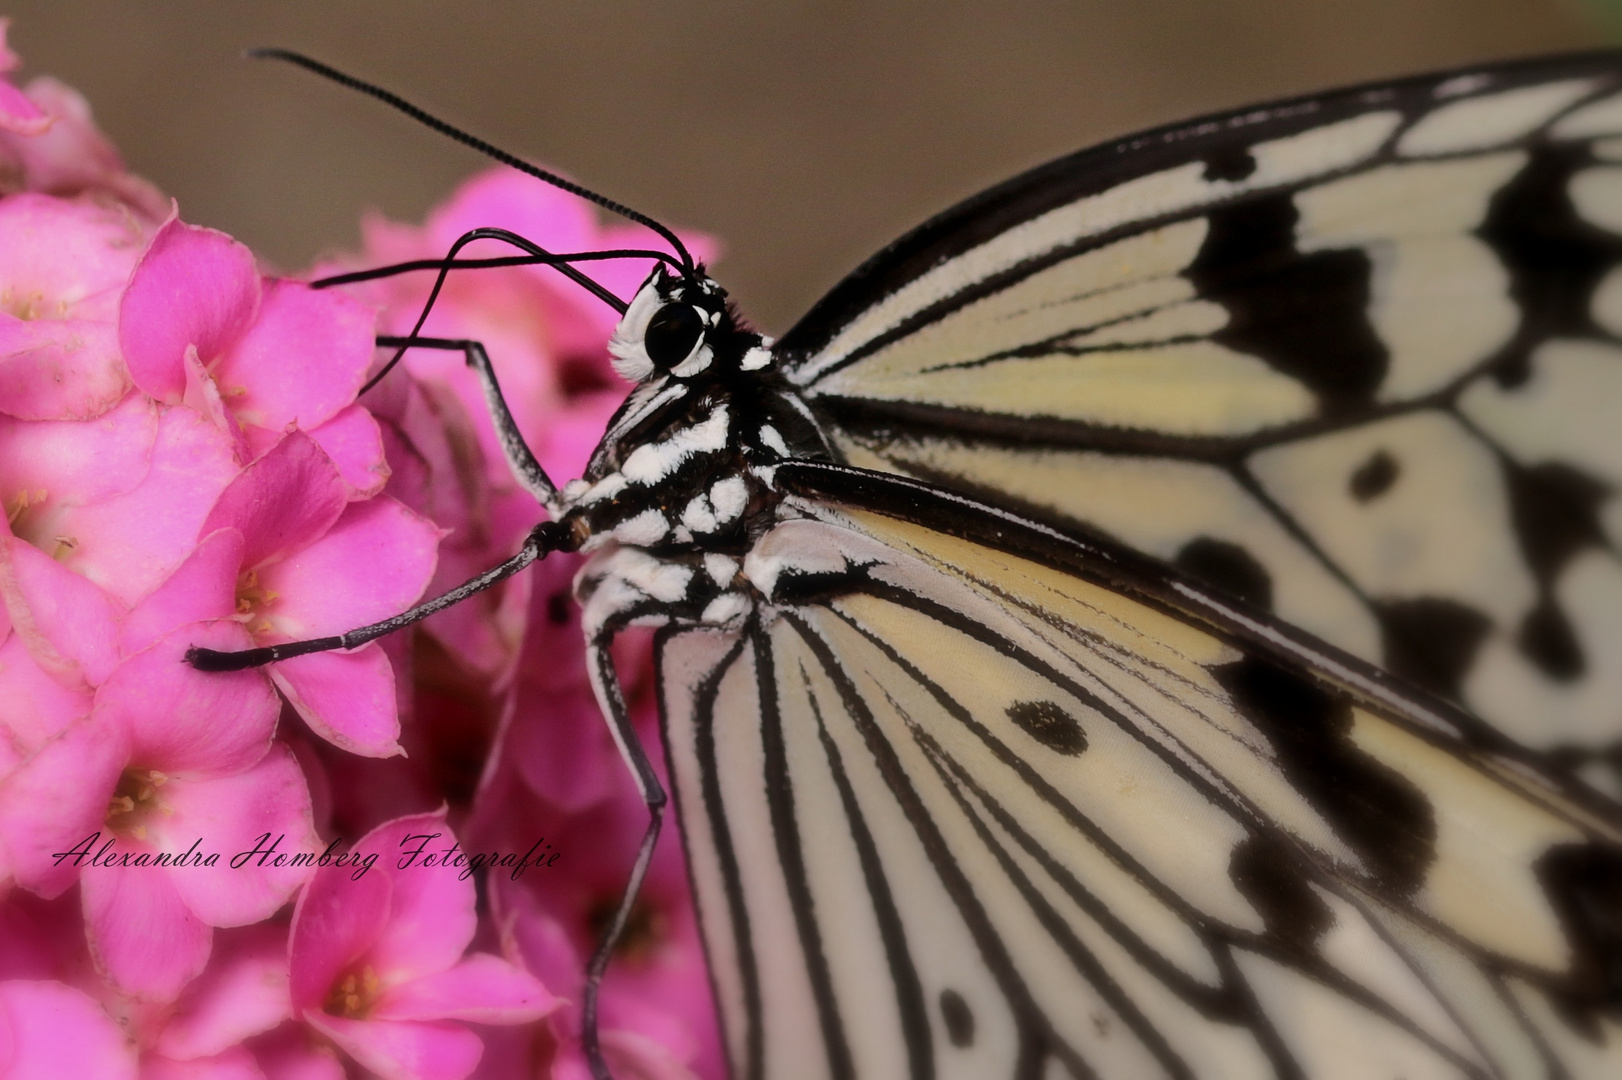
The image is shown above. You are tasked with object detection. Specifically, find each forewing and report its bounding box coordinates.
[777,55,1622,776]
[659,466,1622,1080]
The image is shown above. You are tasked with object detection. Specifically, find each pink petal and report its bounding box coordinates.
[272,645,401,757]
[0,533,121,688]
[200,431,347,569]
[0,715,130,896]
[4,78,166,220]
[61,405,242,608]
[141,1046,266,1080]
[245,1025,347,1080]
[121,219,260,404]
[0,392,156,511]
[182,342,251,460]
[157,924,291,1060]
[304,1014,482,1080]
[215,280,374,432]
[120,528,243,656]
[152,745,316,926]
[0,980,137,1080]
[0,631,93,760]
[257,496,438,639]
[355,814,476,985]
[372,954,555,1024]
[0,80,48,135]
[99,622,279,777]
[82,861,212,1000]
[0,318,131,420]
[288,847,392,1014]
[308,405,389,498]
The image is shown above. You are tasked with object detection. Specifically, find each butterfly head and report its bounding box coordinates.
[607,266,773,383]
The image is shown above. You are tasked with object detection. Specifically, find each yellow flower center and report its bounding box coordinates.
[235,568,280,633]
[325,966,383,1019]
[106,768,171,841]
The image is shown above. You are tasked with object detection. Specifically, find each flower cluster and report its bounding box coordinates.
[0,22,719,1080]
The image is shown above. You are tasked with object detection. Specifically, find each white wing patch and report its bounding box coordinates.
[1396,79,1597,156]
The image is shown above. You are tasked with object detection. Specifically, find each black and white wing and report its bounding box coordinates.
[660,462,1622,1080]
[773,54,1622,784]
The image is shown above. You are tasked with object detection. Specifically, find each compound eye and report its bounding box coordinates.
[643,304,705,370]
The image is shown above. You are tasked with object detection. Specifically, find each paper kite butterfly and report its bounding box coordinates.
[199,49,1622,1079]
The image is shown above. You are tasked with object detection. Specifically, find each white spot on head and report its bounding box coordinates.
[709,476,749,524]
[607,271,667,382]
[740,345,773,371]
[670,344,714,378]
[614,507,671,546]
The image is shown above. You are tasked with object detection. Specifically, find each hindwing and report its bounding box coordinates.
[775,54,1622,780]
[658,463,1622,1080]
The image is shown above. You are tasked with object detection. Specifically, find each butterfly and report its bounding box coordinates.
[199,50,1622,1079]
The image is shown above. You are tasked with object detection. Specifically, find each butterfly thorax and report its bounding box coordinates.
[561,269,832,634]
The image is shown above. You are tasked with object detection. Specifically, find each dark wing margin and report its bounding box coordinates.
[774,50,1622,369]
[660,458,1622,1079]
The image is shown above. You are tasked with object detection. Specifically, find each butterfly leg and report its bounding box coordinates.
[581,626,668,1080]
[187,520,571,670]
[375,334,560,510]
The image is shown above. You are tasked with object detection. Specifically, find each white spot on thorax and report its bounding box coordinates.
[621,404,731,485]
[682,492,717,533]
[759,424,791,457]
[614,508,670,546]
[704,553,740,586]
[709,476,749,524]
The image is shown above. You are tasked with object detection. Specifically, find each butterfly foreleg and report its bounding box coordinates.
[375,334,561,512]
[186,520,570,670]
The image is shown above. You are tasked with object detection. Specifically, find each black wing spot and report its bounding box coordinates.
[1536,844,1622,1023]
[1204,146,1257,182]
[1229,834,1334,955]
[1349,449,1400,502]
[547,591,573,626]
[1175,537,1274,612]
[1504,461,1610,583]
[1188,194,1388,414]
[939,989,974,1048]
[1479,142,1622,388]
[1216,655,1436,896]
[1006,700,1087,755]
[1499,460,1608,681]
[1371,597,1493,702]
[1520,597,1586,680]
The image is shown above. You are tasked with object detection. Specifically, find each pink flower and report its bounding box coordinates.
[0,619,316,1001]
[178,430,441,756]
[289,811,555,1080]
[121,218,389,496]
[0,194,148,420]
[0,979,137,1079]
[0,20,165,216]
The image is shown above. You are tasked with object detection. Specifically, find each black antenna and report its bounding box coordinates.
[248,48,695,272]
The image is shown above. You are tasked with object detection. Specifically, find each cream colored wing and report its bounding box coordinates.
[659,464,1622,1080]
[773,56,1622,788]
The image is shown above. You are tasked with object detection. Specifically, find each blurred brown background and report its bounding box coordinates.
[2,1,1609,333]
